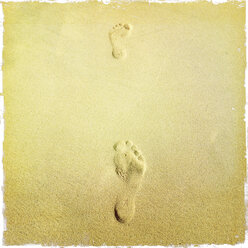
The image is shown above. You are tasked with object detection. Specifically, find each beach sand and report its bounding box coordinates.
[2,1,246,245]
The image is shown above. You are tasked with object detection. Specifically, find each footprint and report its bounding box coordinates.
[109,23,132,59]
[113,140,146,223]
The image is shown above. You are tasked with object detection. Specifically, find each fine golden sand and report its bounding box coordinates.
[2,1,246,246]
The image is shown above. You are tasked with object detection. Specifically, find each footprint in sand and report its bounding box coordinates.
[113,140,146,223]
[109,23,132,59]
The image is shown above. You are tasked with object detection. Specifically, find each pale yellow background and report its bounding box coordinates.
[3,1,246,246]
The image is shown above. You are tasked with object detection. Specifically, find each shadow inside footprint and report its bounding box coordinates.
[114,206,124,223]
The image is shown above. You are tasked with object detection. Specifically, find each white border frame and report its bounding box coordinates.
[0,0,246,247]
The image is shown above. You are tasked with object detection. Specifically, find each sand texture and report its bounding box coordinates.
[2,1,246,246]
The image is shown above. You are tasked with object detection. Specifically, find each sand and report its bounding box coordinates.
[2,1,246,246]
